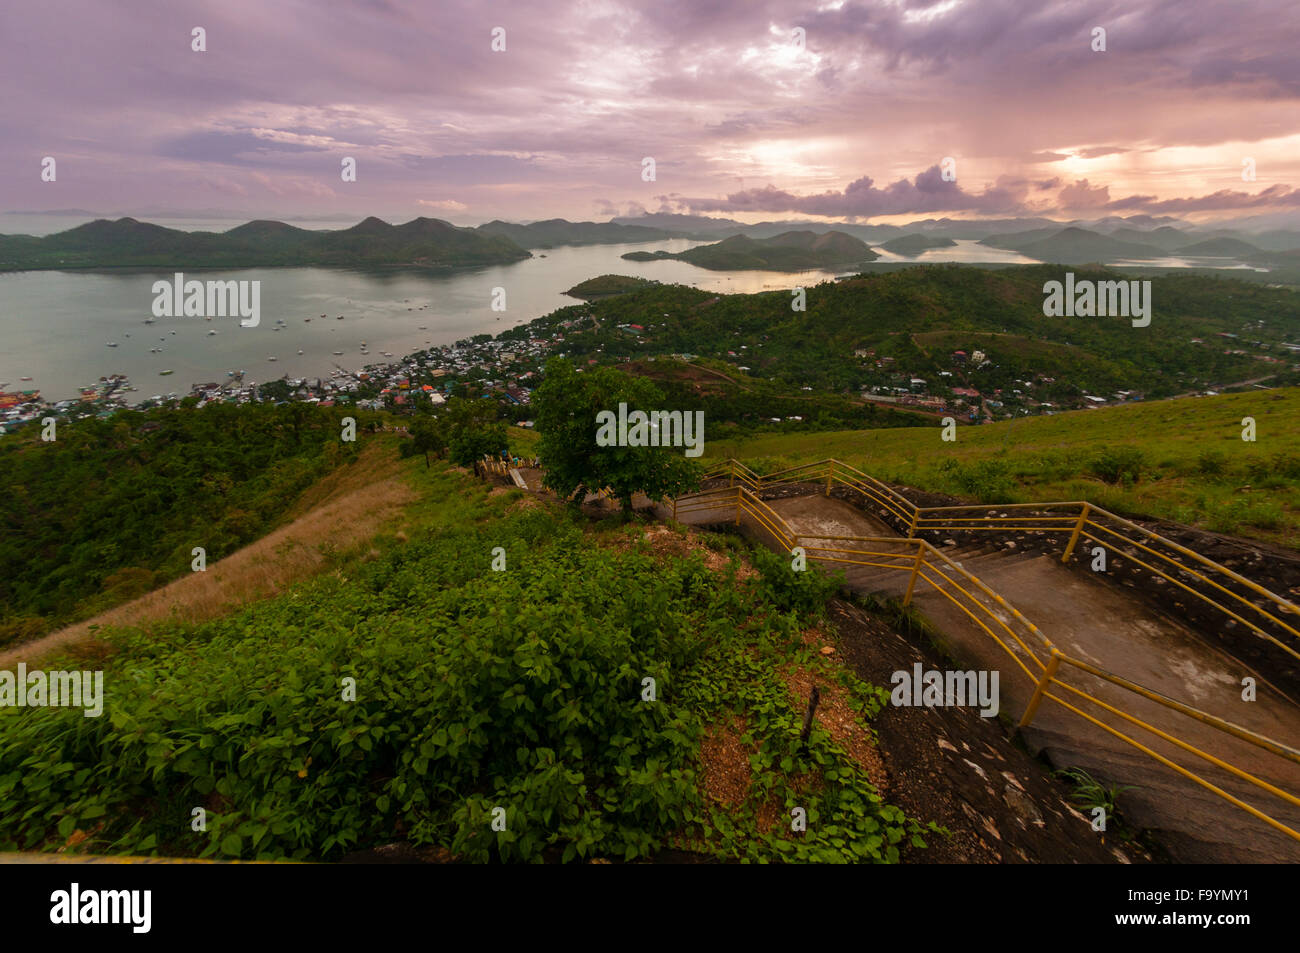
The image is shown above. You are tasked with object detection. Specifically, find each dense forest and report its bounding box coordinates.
[0,402,374,645]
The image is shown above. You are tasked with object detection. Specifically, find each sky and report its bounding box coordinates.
[3,0,1299,228]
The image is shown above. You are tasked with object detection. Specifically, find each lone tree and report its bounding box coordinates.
[443,397,509,465]
[406,414,448,467]
[532,357,703,517]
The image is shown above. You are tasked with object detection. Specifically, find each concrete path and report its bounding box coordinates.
[702,491,1300,862]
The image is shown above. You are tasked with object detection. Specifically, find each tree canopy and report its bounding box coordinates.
[532,358,703,515]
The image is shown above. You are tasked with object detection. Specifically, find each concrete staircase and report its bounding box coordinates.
[683,490,1300,863]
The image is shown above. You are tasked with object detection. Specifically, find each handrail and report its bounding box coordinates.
[672,474,1300,845]
[703,458,1300,662]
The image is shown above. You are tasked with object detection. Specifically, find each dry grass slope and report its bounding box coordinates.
[0,441,416,668]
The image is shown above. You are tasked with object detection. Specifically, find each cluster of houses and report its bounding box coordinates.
[0,375,138,433]
[848,347,1154,421]
[2,316,576,434]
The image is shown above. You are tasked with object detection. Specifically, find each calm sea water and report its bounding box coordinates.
[7,227,1221,402]
[0,238,879,401]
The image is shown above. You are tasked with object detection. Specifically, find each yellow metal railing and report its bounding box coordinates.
[676,471,1300,845]
[703,458,1300,664]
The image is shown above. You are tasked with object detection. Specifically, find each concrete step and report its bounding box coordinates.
[764,491,1300,862]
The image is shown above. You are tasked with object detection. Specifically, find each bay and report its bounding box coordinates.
[0,239,853,402]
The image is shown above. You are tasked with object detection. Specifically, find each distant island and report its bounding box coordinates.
[1175,237,1263,258]
[564,274,661,299]
[476,219,676,248]
[979,226,1166,263]
[0,216,533,271]
[5,214,1294,275]
[621,230,879,271]
[879,234,958,256]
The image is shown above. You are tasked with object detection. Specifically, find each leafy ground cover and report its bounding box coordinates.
[0,466,928,863]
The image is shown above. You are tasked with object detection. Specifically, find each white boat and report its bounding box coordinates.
[297,349,304,355]
[106,342,118,347]
[208,330,217,335]
[267,357,277,362]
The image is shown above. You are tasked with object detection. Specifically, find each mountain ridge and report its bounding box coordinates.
[0,216,533,270]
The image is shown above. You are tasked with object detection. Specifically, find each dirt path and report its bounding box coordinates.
[0,444,416,668]
[715,491,1300,862]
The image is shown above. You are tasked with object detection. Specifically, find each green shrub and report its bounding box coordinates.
[1247,452,1300,483]
[1089,446,1145,485]
[938,458,1018,503]
[742,457,784,477]
[750,546,844,618]
[1196,449,1228,477]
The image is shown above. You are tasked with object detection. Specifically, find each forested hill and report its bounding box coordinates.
[621,230,879,271]
[503,264,1300,399]
[0,216,532,270]
[0,402,377,645]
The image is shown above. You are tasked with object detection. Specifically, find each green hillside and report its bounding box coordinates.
[511,264,1300,404]
[563,274,661,299]
[0,464,926,863]
[708,387,1300,548]
[0,403,380,645]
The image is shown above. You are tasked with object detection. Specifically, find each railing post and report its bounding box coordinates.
[1062,503,1091,563]
[902,543,927,606]
[729,459,735,489]
[825,464,833,498]
[906,509,919,539]
[1018,651,1063,729]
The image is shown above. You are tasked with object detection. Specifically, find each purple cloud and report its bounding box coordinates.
[0,0,1294,224]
